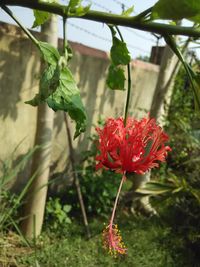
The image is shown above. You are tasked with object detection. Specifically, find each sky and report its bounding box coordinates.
[0,0,165,59]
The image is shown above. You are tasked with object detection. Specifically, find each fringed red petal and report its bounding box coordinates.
[95,116,171,174]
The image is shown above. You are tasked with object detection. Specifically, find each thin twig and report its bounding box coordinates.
[63,113,91,239]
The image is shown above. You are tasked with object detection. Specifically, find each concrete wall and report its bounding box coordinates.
[0,22,159,187]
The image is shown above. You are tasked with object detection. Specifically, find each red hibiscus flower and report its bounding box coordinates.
[95,116,171,256]
[95,116,171,175]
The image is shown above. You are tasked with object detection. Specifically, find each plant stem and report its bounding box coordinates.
[164,34,200,109]
[1,5,39,47]
[110,174,126,226]
[63,114,91,239]
[63,18,66,45]
[133,7,152,21]
[124,63,131,125]
[63,17,67,53]
[115,26,131,125]
[2,0,200,38]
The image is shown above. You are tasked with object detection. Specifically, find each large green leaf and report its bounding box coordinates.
[26,42,87,138]
[106,64,126,90]
[111,36,131,66]
[26,65,60,106]
[106,26,131,91]
[25,43,61,105]
[47,67,87,138]
[152,0,200,22]
[32,0,57,27]
[32,10,51,28]
[39,41,60,65]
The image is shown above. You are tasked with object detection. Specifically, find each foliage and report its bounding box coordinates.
[26,41,87,139]
[32,0,91,28]
[152,0,200,22]
[0,145,38,232]
[139,67,200,262]
[45,197,72,231]
[106,26,131,91]
[164,35,200,112]
[164,66,200,259]
[47,120,129,219]
[1,215,197,267]
[76,169,122,218]
[32,9,51,28]
[166,67,200,179]
[66,133,123,218]
[1,0,200,263]
[3,0,200,136]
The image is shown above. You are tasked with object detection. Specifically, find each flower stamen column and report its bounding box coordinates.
[102,173,127,256]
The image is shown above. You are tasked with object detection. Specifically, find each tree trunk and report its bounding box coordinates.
[21,15,58,238]
[150,45,180,122]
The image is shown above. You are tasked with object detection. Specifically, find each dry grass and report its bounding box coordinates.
[0,232,32,267]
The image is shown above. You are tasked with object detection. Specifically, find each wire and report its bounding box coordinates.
[110,0,137,13]
[111,0,129,9]
[83,0,155,43]
[68,22,150,54]
[123,28,155,43]
[84,0,111,12]
[68,21,112,43]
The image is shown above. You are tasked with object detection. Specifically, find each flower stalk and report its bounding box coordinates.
[102,173,127,256]
[110,173,126,226]
[114,26,131,126]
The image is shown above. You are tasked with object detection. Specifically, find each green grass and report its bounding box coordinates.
[2,213,195,267]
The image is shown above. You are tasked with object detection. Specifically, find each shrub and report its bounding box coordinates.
[149,67,200,262]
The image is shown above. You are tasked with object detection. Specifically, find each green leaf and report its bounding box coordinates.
[164,34,200,112]
[152,0,200,23]
[136,181,178,195]
[47,67,87,138]
[32,10,51,28]
[68,0,91,16]
[39,41,60,65]
[111,36,131,66]
[25,39,86,138]
[122,6,134,16]
[63,204,72,213]
[191,189,200,203]
[32,0,57,27]
[74,5,91,16]
[192,73,200,112]
[68,0,81,9]
[27,65,87,138]
[64,217,72,224]
[26,41,86,138]
[25,64,60,106]
[106,64,126,90]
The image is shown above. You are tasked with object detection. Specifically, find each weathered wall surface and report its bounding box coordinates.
[0,22,159,187]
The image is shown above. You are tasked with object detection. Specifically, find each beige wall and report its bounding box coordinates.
[0,22,159,186]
